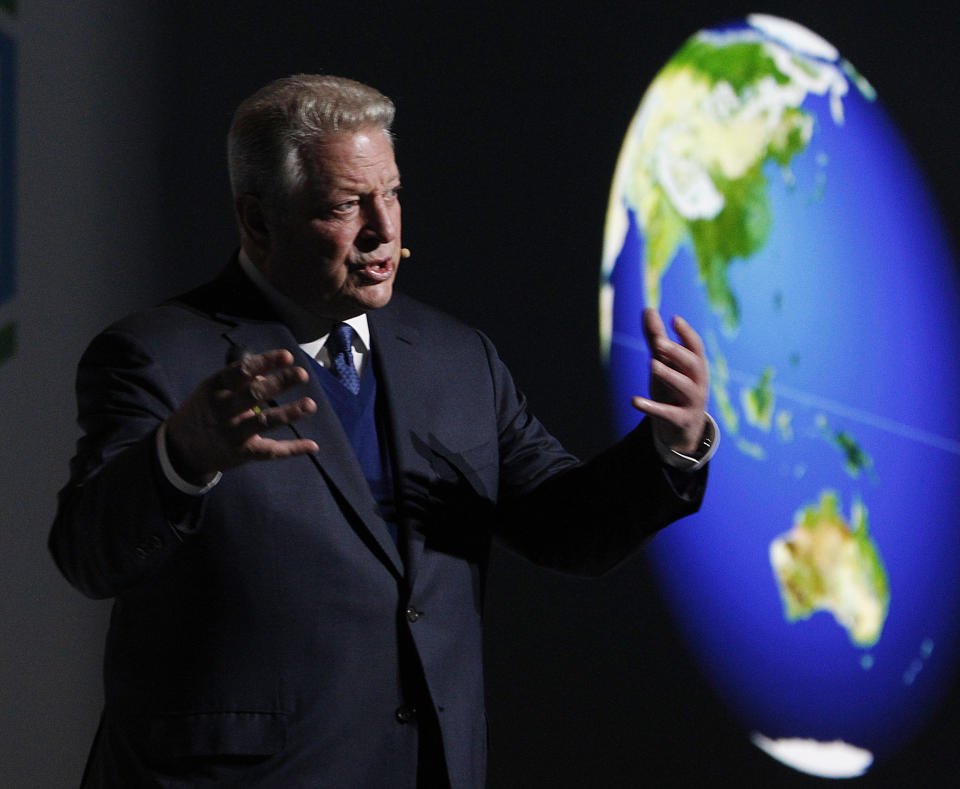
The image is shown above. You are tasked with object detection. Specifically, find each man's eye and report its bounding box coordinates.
[330,200,358,214]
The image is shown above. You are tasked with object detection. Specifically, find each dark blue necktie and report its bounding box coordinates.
[327,322,361,395]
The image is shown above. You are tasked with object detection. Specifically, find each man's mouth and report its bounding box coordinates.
[353,257,395,283]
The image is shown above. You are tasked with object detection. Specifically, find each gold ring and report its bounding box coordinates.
[252,405,263,416]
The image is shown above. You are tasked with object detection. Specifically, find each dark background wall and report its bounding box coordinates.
[2,2,957,786]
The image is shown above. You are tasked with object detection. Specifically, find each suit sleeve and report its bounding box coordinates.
[49,328,205,599]
[480,331,707,576]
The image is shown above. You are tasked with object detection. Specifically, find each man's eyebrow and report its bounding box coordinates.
[307,168,402,197]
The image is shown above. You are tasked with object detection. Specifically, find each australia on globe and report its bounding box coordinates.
[601,14,960,780]
[770,490,889,649]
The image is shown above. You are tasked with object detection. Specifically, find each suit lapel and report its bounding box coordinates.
[369,300,433,585]
[219,299,404,579]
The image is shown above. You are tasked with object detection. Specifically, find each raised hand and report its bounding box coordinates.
[631,308,709,456]
[165,349,319,483]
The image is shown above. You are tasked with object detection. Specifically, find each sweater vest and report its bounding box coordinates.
[310,356,398,545]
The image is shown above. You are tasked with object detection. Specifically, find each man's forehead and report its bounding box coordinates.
[301,129,398,187]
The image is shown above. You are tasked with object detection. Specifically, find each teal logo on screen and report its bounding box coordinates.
[601,14,960,780]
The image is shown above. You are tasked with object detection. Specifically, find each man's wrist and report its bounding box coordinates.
[157,422,222,495]
[654,412,719,472]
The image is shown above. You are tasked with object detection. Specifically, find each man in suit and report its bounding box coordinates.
[50,75,716,788]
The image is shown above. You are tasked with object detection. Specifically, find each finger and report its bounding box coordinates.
[649,358,701,404]
[242,364,310,405]
[644,310,707,370]
[238,348,298,377]
[632,395,705,436]
[632,395,688,422]
[649,337,706,382]
[643,309,700,376]
[232,396,317,438]
[671,314,706,358]
[242,435,321,461]
[632,396,705,454]
[642,307,668,349]
[215,349,299,390]
[213,363,311,417]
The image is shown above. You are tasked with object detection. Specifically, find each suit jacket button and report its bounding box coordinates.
[395,705,417,723]
[405,607,421,623]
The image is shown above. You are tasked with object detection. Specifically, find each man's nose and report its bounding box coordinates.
[362,197,397,244]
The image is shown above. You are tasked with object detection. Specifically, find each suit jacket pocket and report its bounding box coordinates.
[413,434,498,500]
[138,711,286,759]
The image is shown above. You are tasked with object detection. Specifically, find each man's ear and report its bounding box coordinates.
[236,194,271,257]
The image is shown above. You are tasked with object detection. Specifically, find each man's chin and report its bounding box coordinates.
[356,280,394,312]
[313,282,394,320]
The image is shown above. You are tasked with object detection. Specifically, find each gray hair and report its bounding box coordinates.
[227,74,396,214]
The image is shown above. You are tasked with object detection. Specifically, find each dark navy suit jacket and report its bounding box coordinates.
[50,259,706,788]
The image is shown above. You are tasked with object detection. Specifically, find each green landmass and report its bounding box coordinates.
[602,24,873,356]
[816,414,876,479]
[687,162,773,331]
[715,380,739,434]
[682,109,812,332]
[769,491,890,647]
[741,366,775,430]
[641,183,687,312]
[707,334,739,433]
[835,432,874,478]
[671,37,789,93]
[707,337,787,456]
[632,35,816,332]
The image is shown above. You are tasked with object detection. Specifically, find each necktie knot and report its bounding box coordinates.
[327,322,361,395]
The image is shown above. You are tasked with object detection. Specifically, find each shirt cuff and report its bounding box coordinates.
[156,422,222,495]
[654,412,719,472]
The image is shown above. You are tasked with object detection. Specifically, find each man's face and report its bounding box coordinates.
[257,128,402,320]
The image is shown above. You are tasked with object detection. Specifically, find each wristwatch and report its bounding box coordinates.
[654,412,720,472]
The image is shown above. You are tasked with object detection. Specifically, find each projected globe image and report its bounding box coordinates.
[601,15,960,779]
